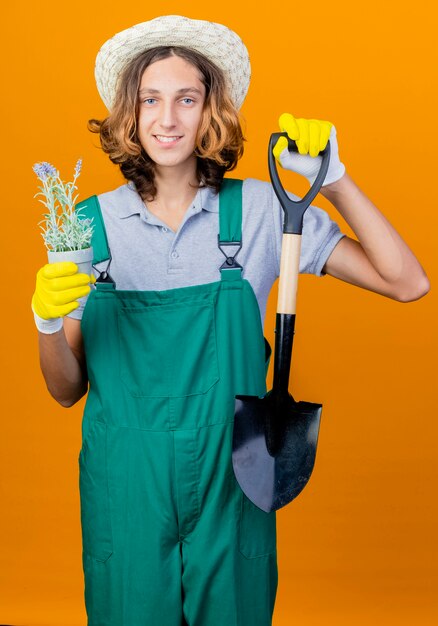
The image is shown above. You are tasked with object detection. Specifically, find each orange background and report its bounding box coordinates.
[1,1,437,625]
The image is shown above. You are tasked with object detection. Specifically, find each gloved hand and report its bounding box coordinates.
[273,113,346,186]
[31,262,95,334]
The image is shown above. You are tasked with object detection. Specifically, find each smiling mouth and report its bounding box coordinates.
[154,135,183,144]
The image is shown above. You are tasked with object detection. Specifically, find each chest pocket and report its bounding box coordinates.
[118,299,220,398]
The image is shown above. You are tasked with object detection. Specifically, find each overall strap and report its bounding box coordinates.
[75,195,110,263]
[218,178,243,281]
[75,195,115,289]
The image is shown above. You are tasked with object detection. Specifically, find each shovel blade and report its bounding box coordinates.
[232,392,322,512]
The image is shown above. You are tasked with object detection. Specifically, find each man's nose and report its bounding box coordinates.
[159,101,177,128]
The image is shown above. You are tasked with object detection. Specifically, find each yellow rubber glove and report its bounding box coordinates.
[273,113,345,185]
[32,261,95,320]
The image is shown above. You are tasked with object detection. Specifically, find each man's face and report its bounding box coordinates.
[137,55,206,172]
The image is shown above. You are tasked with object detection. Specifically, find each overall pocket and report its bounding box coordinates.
[239,490,277,559]
[78,420,113,562]
[118,300,220,397]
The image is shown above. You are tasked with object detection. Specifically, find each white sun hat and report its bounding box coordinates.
[95,15,251,111]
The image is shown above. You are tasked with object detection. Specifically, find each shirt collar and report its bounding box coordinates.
[117,181,219,219]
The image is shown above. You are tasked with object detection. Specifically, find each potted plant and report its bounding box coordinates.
[33,159,93,310]
[33,159,94,306]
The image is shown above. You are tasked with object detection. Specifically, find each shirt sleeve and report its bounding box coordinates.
[271,186,346,277]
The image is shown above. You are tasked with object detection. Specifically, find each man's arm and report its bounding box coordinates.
[320,173,430,302]
[37,318,88,408]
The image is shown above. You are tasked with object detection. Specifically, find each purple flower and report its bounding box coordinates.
[74,158,82,177]
[33,161,58,181]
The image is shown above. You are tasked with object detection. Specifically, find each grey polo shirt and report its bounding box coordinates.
[68,177,345,325]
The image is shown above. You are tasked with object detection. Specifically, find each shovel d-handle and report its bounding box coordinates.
[268,131,331,395]
[268,132,331,235]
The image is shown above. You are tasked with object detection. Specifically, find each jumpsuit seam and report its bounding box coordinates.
[101,419,236,433]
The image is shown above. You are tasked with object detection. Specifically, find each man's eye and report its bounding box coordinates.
[182,98,194,104]
[143,98,156,104]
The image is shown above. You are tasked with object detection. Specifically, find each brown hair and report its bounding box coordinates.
[88,46,246,201]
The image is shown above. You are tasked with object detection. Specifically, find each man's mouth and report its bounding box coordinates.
[154,135,183,144]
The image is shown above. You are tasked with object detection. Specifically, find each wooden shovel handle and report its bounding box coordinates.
[277,233,301,315]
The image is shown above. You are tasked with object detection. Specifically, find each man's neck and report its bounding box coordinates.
[151,161,199,213]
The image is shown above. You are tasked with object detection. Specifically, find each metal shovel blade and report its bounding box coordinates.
[232,391,322,512]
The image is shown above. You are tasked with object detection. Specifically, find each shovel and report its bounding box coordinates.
[232,131,331,512]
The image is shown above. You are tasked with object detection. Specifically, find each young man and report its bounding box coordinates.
[31,15,429,626]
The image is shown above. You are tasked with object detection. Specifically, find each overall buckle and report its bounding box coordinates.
[93,255,116,287]
[218,235,243,270]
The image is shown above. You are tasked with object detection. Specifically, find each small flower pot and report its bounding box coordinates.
[47,246,94,309]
